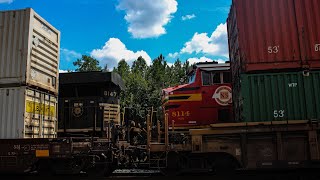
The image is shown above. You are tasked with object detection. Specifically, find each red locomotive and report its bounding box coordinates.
[162,61,233,127]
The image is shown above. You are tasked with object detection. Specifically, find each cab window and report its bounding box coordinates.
[201,71,231,85]
[201,71,211,86]
[212,73,221,84]
[202,71,221,85]
[223,72,231,83]
[188,72,196,84]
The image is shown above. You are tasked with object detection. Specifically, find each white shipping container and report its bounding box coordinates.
[0,8,60,94]
[0,86,58,138]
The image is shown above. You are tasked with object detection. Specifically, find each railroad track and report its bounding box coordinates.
[1,169,320,180]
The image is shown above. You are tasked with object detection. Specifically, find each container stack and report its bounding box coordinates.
[0,8,60,138]
[227,0,320,122]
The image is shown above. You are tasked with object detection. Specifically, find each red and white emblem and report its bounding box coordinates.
[212,86,232,106]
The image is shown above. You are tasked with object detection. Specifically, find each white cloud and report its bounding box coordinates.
[187,57,226,65]
[181,14,196,21]
[60,48,82,62]
[0,0,13,4]
[90,38,151,69]
[59,70,69,73]
[168,52,179,58]
[117,0,178,38]
[167,62,174,67]
[181,23,228,57]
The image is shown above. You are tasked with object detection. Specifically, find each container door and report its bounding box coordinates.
[41,93,57,138]
[25,88,42,138]
[25,88,57,138]
[27,9,60,94]
[303,71,320,121]
[294,0,320,69]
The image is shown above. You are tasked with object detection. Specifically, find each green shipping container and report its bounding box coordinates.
[238,71,320,122]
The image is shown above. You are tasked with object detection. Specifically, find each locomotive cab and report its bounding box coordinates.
[162,61,233,127]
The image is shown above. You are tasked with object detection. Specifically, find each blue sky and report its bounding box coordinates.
[0,0,231,71]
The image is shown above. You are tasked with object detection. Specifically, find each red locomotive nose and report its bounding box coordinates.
[162,62,233,128]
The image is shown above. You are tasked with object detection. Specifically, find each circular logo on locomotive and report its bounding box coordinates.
[73,106,83,117]
[212,86,232,106]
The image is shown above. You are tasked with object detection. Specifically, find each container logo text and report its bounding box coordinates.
[41,24,52,35]
[26,100,56,117]
[288,83,297,87]
[315,44,320,52]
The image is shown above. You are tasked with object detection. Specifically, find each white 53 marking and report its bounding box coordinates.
[268,46,280,54]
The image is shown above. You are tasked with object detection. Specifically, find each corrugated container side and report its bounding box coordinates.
[28,9,60,94]
[228,0,302,73]
[0,8,60,94]
[236,71,320,122]
[0,87,25,138]
[304,71,320,119]
[294,0,320,69]
[0,9,29,86]
[0,86,57,138]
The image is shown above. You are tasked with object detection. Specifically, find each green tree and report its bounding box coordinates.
[114,55,193,124]
[113,59,130,78]
[182,60,191,83]
[73,55,102,72]
[166,58,184,86]
[132,56,148,77]
[113,59,131,108]
[147,54,168,110]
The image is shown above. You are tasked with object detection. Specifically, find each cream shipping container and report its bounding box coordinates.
[0,87,58,138]
[0,8,60,94]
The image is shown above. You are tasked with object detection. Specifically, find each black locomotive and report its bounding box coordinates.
[58,71,124,137]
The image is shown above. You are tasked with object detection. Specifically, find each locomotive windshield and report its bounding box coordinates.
[188,72,196,84]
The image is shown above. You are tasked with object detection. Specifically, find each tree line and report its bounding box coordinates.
[72,54,191,120]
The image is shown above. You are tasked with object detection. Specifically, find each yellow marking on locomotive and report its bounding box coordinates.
[171,111,191,117]
[168,93,202,103]
[36,150,49,157]
[26,100,56,117]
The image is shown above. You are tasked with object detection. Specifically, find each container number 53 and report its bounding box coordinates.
[274,110,285,118]
[268,46,280,54]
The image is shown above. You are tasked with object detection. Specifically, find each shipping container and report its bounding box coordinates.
[233,71,320,122]
[294,0,320,69]
[0,86,58,138]
[227,0,302,74]
[0,8,60,94]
